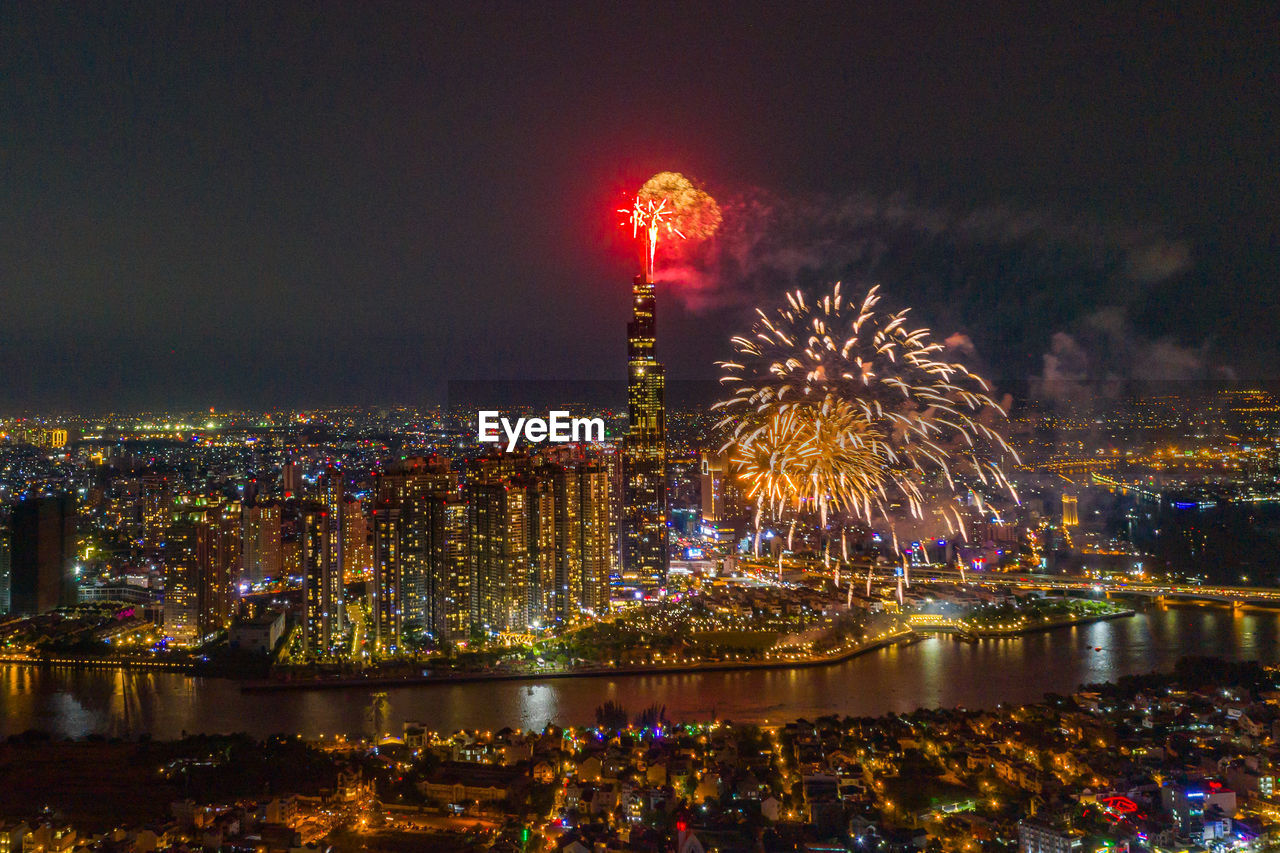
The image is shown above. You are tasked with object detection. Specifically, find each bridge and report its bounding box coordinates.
[913,567,1280,608]
[738,556,1280,609]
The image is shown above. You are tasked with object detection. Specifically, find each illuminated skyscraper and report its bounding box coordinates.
[468,480,530,634]
[164,518,201,647]
[577,461,612,616]
[527,474,557,625]
[242,500,283,584]
[319,468,346,638]
[400,499,432,633]
[139,474,171,552]
[371,505,403,654]
[428,494,471,642]
[374,458,463,644]
[165,499,238,647]
[526,459,613,625]
[376,456,454,506]
[302,503,343,657]
[547,464,581,623]
[341,497,372,581]
[622,272,668,590]
[207,498,241,629]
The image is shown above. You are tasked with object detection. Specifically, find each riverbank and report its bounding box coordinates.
[962,608,1135,639]
[0,611,1132,686]
[0,653,197,672]
[240,627,919,693]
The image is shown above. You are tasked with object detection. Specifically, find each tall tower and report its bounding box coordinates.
[616,177,719,591]
[621,225,669,590]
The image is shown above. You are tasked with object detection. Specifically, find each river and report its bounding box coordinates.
[3,605,1277,740]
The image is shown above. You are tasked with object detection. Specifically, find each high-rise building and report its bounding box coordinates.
[8,494,76,617]
[371,506,403,654]
[319,469,346,638]
[163,527,200,640]
[622,271,668,590]
[302,503,343,657]
[527,475,557,626]
[400,500,432,634]
[578,461,612,616]
[164,511,204,647]
[432,496,471,642]
[139,475,172,552]
[543,460,613,622]
[468,480,530,634]
[341,497,372,581]
[281,459,302,498]
[242,500,283,584]
[207,498,241,628]
[376,456,454,507]
[546,464,580,624]
[373,458,462,647]
[164,499,239,648]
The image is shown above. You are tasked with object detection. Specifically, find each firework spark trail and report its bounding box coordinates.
[715,282,1020,547]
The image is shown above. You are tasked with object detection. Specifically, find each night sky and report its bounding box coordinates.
[1,2,1275,412]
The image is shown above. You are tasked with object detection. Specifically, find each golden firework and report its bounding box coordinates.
[716,283,1019,533]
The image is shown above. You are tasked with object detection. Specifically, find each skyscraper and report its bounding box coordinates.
[242,500,283,584]
[371,505,403,654]
[165,499,239,648]
[372,457,462,648]
[341,497,372,581]
[468,479,530,634]
[544,460,613,622]
[436,497,470,641]
[302,503,343,657]
[578,461,612,616]
[622,271,668,590]
[139,474,171,552]
[400,499,433,633]
[8,494,76,617]
[164,515,201,647]
[319,468,346,638]
[526,473,557,626]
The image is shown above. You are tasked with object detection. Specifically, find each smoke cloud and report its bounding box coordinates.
[656,186,1208,391]
[1032,307,1234,409]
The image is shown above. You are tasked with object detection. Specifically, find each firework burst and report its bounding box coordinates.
[621,172,722,281]
[715,283,1019,540]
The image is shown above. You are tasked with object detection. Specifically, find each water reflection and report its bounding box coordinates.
[3,606,1279,740]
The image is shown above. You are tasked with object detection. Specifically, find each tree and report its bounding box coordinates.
[635,703,668,730]
[595,701,629,731]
